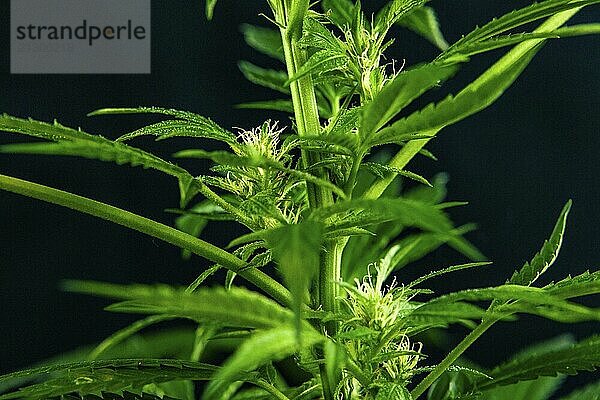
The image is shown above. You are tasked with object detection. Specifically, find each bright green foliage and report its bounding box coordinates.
[1,0,600,399]
[509,201,571,286]
[0,360,217,400]
[557,380,600,400]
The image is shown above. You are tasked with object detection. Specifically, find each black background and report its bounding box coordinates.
[1,0,599,396]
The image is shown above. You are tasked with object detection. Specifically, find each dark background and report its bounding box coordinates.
[1,0,599,395]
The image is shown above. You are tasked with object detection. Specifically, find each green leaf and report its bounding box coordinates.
[299,17,345,52]
[477,336,600,390]
[360,63,457,144]
[264,222,323,336]
[321,0,354,26]
[87,315,177,360]
[240,24,284,62]
[174,149,347,198]
[375,382,411,400]
[408,262,492,288]
[64,281,294,329]
[482,376,563,400]
[119,119,235,144]
[97,109,236,144]
[375,0,429,33]
[88,106,225,125]
[444,0,600,57]
[0,359,217,400]
[286,50,348,85]
[557,380,600,400]
[509,200,571,286]
[205,0,218,19]
[312,197,455,233]
[204,327,324,400]
[427,284,598,318]
[238,61,291,94]
[443,24,600,61]
[361,162,432,187]
[375,43,540,142]
[0,115,196,206]
[545,270,600,300]
[375,8,575,144]
[411,302,513,331]
[236,100,295,114]
[324,340,346,394]
[398,6,448,50]
[287,0,310,39]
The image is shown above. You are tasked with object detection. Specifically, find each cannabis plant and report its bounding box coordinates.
[1,1,600,399]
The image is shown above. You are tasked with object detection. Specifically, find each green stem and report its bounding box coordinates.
[254,379,291,400]
[319,364,335,400]
[362,138,432,200]
[344,155,362,198]
[275,3,341,397]
[278,2,332,210]
[345,358,371,388]
[411,318,498,399]
[0,174,292,306]
[192,179,259,230]
[321,239,344,334]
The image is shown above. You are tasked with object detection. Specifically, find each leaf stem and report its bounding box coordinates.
[0,174,292,306]
[192,179,260,230]
[362,138,432,200]
[319,364,336,400]
[410,317,498,399]
[254,378,292,400]
[278,2,332,210]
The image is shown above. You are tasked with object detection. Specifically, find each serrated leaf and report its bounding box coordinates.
[0,115,196,206]
[545,270,600,299]
[477,336,600,390]
[360,63,457,143]
[116,119,235,144]
[375,0,429,33]
[312,197,454,233]
[287,0,310,39]
[375,10,574,144]
[88,107,222,125]
[238,61,290,94]
[299,17,345,52]
[408,262,492,288]
[264,222,323,336]
[444,0,600,57]
[0,359,217,400]
[376,383,412,400]
[361,162,432,186]
[236,100,295,114]
[321,0,354,26]
[375,44,540,142]
[557,380,600,400]
[443,24,600,61]
[88,315,177,361]
[240,24,284,61]
[64,281,294,329]
[174,149,347,198]
[509,200,571,286]
[286,50,348,84]
[398,6,448,50]
[427,284,598,318]
[203,327,324,400]
[411,302,513,329]
[482,376,563,400]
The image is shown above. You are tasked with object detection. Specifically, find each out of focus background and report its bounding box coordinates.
[1,1,599,395]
